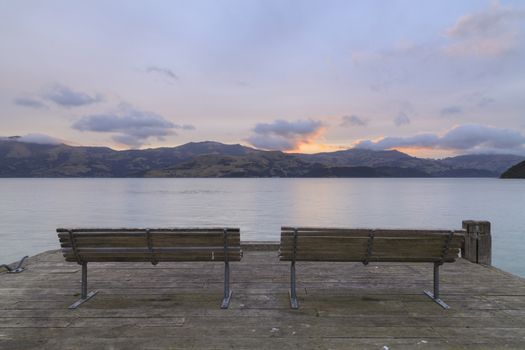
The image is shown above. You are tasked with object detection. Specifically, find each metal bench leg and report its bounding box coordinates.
[220,261,232,309]
[289,261,299,309]
[69,262,98,309]
[424,262,449,309]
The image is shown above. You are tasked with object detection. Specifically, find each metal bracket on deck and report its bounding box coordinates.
[362,230,375,266]
[422,232,454,309]
[1,255,29,273]
[289,227,299,309]
[221,290,233,309]
[424,290,449,309]
[69,290,99,309]
[145,229,158,266]
[221,228,233,309]
[69,262,99,309]
[423,262,450,309]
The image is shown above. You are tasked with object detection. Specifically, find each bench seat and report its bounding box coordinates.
[57,228,241,309]
[279,226,464,309]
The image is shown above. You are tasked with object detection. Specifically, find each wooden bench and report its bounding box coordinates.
[57,228,241,309]
[279,227,464,309]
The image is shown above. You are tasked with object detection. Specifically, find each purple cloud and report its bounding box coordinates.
[354,124,525,154]
[146,66,178,82]
[394,113,410,127]
[44,84,103,107]
[340,115,368,127]
[1,133,63,145]
[72,104,194,148]
[440,106,462,116]
[13,96,47,109]
[247,119,324,151]
[444,3,525,57]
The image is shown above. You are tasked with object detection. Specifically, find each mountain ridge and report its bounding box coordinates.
[0,139,523,178]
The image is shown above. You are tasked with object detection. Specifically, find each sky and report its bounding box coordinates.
[1,0,525,158]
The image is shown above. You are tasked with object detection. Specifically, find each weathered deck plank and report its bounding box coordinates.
[1,248,525,349]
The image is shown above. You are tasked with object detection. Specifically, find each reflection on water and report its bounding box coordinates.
[0,178,524,277]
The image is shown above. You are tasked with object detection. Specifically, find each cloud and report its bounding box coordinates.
[43,84,103,107]
[1,133,63,145]
[354,134,440,151]
[440,106,462,116]
[13,96,47,109]
[354,124,525,154]
[444,2,525,57]
[340,115,368,127]
[478,97,495,107]
[351,40,422,66]
[462,92,496,108]
[72,104,194,148]
[247,119,324,151]
[394,113,410,127]
[439,124,525,150]
[146,66,178,83]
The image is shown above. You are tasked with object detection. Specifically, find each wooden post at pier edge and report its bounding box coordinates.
[462,220,491,266]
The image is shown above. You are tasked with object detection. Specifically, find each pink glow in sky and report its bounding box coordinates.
[1,0,525,158]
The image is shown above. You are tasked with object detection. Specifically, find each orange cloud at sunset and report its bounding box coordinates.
[288,142,345,154]
[388,147,455,159]
[247,119,327,152]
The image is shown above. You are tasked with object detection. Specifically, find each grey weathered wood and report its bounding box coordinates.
[1,248,525,349]
[462,220,492,265]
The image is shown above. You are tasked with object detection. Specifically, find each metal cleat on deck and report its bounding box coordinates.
[0,255,29,273]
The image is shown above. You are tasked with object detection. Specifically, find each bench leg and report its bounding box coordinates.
[220,261,232,309]
[289,261,299,309]
[424,262,449,309]
[69,262,98,309]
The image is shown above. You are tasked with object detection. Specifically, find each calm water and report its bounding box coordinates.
[1,178,524,277]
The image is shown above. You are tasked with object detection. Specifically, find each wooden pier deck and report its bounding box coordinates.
[1,245,525,349]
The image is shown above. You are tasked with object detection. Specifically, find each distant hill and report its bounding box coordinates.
[296,148,523,177]
[501,161,525,179]
[0,140,262,177]
[438,154,525,175]
[0,139,523,178]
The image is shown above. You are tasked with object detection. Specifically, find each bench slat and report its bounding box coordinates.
[281,228,465,237]
[283,226,463,231]
[279,256,459,263]
[280,236,462,246]
[62,251,241,262]
[63,256,240,262]
[57,228,240,233]
[279,249,459,260]
[59,235,240,248]
[62,246,241,253]
[279,246,460,257]
[280,237,462,250]
[58,231,240,238]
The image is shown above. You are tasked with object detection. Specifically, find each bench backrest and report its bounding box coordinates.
[57,228,241,264]
[279,227,464,263]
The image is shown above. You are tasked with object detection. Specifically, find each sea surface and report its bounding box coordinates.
[1,178,524,277]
